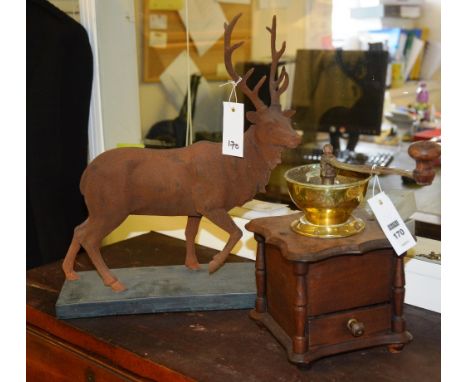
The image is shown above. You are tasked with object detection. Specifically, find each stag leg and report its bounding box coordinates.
[74,216,127,292]
[185,216,201,270]
[62,219,89,281]
[203,209,242,274]
[84,243,126,292]
[62,239,81,280]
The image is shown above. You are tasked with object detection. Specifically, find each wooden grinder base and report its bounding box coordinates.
[245,211,413,366]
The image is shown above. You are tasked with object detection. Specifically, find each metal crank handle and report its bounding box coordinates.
[321,141,441,186]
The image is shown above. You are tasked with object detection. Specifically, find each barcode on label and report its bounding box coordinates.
[387,220,399,231]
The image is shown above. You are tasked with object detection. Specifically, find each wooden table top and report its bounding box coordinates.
[27,231,440,382]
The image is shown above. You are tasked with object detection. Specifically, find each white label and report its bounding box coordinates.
[222,102,244,158]
[149,14,168,30]
[367,192,416,256]
[149,31,167,48]
[400,6,421,18]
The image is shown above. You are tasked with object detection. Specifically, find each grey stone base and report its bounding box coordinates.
[56,263,256,319]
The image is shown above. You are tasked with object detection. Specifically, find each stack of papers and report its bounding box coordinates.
[230,199,295,220]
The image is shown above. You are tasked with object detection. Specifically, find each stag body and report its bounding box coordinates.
[81,123,294,217]
[62,14,300,291]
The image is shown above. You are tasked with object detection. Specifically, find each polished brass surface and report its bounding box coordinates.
[285,164,370,237]
[290,215,366,238]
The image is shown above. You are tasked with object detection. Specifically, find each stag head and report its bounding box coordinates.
[224,14,301,149]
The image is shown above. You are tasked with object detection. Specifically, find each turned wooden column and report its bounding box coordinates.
[388,254,406,353]
[254,234,266,313]
[293,262,308,354]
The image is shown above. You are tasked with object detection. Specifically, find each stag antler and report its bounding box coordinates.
[224,13,267,111]
[266,15,288,107]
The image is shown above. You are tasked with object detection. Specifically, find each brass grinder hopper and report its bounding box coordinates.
[284,142,441,238]
[285,164,370,238]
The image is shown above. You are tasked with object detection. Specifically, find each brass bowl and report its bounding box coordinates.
[284,164,371,238]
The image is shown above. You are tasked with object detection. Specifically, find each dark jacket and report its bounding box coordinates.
[27,0,93,268]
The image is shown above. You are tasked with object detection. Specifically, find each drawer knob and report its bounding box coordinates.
[347,318,365,337]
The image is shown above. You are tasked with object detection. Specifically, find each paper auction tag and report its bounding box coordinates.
[367,192,416,256]
[222,101,244,158]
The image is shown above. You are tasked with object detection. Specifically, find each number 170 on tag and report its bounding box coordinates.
[227,140,239,150]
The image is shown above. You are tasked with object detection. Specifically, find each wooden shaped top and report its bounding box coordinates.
[245,208,392,263]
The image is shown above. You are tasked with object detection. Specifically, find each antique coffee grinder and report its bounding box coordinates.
[246,140,440,367]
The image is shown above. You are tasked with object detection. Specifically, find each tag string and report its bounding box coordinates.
[219,77,242,104]
[371,164,383,197]
[184,0,193,146]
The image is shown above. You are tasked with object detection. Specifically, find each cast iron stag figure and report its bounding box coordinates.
[62,14,301,292]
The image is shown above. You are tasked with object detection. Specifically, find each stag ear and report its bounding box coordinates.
[246,111,259,124]
[283,109,296,118]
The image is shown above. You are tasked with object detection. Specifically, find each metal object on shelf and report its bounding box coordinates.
[416,251,441,262]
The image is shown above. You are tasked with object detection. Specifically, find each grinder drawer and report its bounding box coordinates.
[308,303,392,347]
